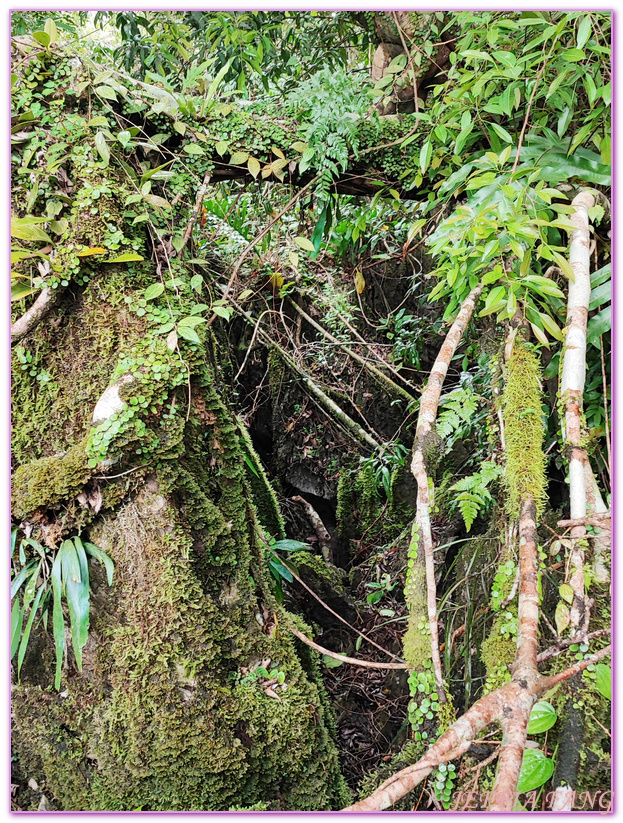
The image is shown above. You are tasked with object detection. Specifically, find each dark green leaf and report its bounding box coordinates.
[589,281,610,311]
[83,542,115,587]
[17,583,45,676]
[587,305,611,345]
[11,600,24,660]
[61,538,90,671]
[51,550,65,690]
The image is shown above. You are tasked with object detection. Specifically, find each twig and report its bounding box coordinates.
[288,626,408,670]
[537,628,611,663]
[11,284,66,345]
[178,170,211,255]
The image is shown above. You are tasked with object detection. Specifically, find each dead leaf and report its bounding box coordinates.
[38,795,49,811]
[354,268,366,294]
[166,330,178,351]
[28,778,39,791]
[76,493,88,508]
[264,687,281,700]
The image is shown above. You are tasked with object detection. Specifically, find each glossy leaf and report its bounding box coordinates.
[594,663,611,700]
[527,701,558,734]
[60,538,89,671]
[516,749,555,792]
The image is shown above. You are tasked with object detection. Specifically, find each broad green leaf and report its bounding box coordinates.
[323,654,343,668]
[190,274,203,292]
[44,18,58,44]
[17,583,45,676]
[490,123,513,143]
[215,140,229,156]
[184,142,204,155]
[173,121,187,136]
[248,157,261,178]
[177,325,201,345]
[11,600,24,660]
[558,583,574,604]
[600,135,611,166]
[516,749,555,792]
[562,48,585,62]
[539,313,563,341]
[177,315,207,328]
[95,85,118,101]
[594,663,611,700]
[33,30,51,47]
[144,283,164,301]
[11,560,38,600]
[60,538,89,671]
[51,549,64,690]
[269,558,293,582]
[230,151,249,165]
[589,280,610,311]
[591,263,611,288]
[577,15,592,49]
[106,252,144,263]
[272,539,310,552]
[83,542,115,587]
[11,281,37,302]
[11,217,52,243]
[294,236,316,252]
[94,131,110,167]
[587,305,611,345]
[140,160,174,183]
[290,141,308,153]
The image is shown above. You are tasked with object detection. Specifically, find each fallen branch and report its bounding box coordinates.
[288,626,408,670]
[11,284,65,345]
[408,283,483,701]
[291,495,333,563]
[288,299,417,405]
[343,645,610,811]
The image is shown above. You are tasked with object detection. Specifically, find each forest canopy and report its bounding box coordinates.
[10,10,611,813]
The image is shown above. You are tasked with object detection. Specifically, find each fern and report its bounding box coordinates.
[449,461,503,532]
[436,388,478,439]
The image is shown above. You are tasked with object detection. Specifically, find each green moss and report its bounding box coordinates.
[480,610,517,692]
[236,416,285,539]
[402,521,431,671]
[502,343,547,518]
[12,376,349,811]
[12,437,91,520]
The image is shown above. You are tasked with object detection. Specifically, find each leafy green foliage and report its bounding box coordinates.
[11,532,114,689]
[265,538,309,602]
[449,461,504,532]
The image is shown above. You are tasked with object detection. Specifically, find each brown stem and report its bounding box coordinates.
[408,283,483,701]
[178,170,211,255]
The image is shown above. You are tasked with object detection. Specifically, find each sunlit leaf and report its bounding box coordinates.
[517,749,555,792]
